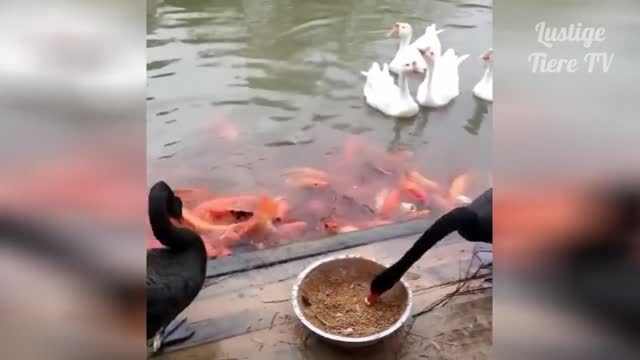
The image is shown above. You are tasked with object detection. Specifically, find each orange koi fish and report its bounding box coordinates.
[307,198,329,216]
[275,221,308,239]
[194,195,258,213]
[193,207,253,224]
[174,188,215,202]
[323,219,340,235]
[449,173,471,200]
[285,176,330,189]
[276,198,291,222]
[322,219,359,235]
[283,167,329,180]
[182,208,233,233]
[283,167,330,189]
[400,176,428,203]
[376,188,401,219]
[407,170,441,192]
[231,195,280,237]
[431,193,455,212]
[337,225,360,233]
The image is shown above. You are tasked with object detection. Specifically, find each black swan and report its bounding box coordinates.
[368,188,492,304]
[146,181,207,352]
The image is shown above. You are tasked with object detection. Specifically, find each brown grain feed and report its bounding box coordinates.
[299,258,408,337]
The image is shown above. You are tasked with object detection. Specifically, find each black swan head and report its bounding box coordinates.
[148,181,193,248]
[167,194,183,220]
[149,181,183,220]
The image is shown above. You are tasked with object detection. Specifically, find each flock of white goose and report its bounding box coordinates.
[361,22,493,118]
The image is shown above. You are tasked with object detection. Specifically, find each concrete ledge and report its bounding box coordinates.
[205,218,431,279]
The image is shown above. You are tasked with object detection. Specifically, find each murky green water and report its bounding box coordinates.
[147,0,492,194]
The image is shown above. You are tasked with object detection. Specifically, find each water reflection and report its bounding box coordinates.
[388,118,415,153]
[147,0,492,194]
[465,98,489,136]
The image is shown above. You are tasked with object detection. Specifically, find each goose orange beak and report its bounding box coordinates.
[387,23,400,37]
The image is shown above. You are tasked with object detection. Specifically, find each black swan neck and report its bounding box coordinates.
[389,207,474,277]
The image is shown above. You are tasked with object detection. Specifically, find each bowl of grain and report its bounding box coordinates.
[291,254,413,347]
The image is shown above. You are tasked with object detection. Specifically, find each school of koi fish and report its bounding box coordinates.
[146,135,474,258]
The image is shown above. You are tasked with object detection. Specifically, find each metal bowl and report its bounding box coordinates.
[291,254,413,347]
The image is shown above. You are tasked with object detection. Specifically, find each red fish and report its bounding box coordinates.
[276,199,291,222]
[407,170,441,192]
[194,195,258,213]
[182,208,233,233]
[449,173,471,200]
[379,189,401,219]
[283,167,329,180]
[307,199,328,216]
[173,188,216,204]
[285,176,330,189]
[231,195,279,238]
[275,221,308,240]
[400,176,428,203]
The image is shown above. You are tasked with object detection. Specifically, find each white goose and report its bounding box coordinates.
[440,48,469,99]
[361,60,423,118]
[416,47,469,108]
[411,24,444,56]
[387,23,427,75]
[473,48,493,102]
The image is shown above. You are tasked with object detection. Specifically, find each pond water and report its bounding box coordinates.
[146,0,492,252]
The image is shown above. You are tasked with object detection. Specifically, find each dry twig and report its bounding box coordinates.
[269,312,279,330]
[412,261,492,318]
[262,298,290,304]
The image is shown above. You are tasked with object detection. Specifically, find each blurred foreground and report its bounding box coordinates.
[0,0,145,359]
[494,179,640,359]
[494,0,640,357]
[1,0,638,359]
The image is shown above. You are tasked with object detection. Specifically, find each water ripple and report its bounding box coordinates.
[147,58,181,71]
[148,0,493,194]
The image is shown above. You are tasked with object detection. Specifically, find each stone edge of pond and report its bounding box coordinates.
[205,218,432,280]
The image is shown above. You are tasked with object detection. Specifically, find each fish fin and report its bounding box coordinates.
[254,195,279,224]
[182,208,230,233]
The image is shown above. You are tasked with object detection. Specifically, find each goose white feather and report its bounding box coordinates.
[411,24,444,56]
[362,61,422,118]
[473,48,493,102]
[387,22,427,75]
[416,47,469,108]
